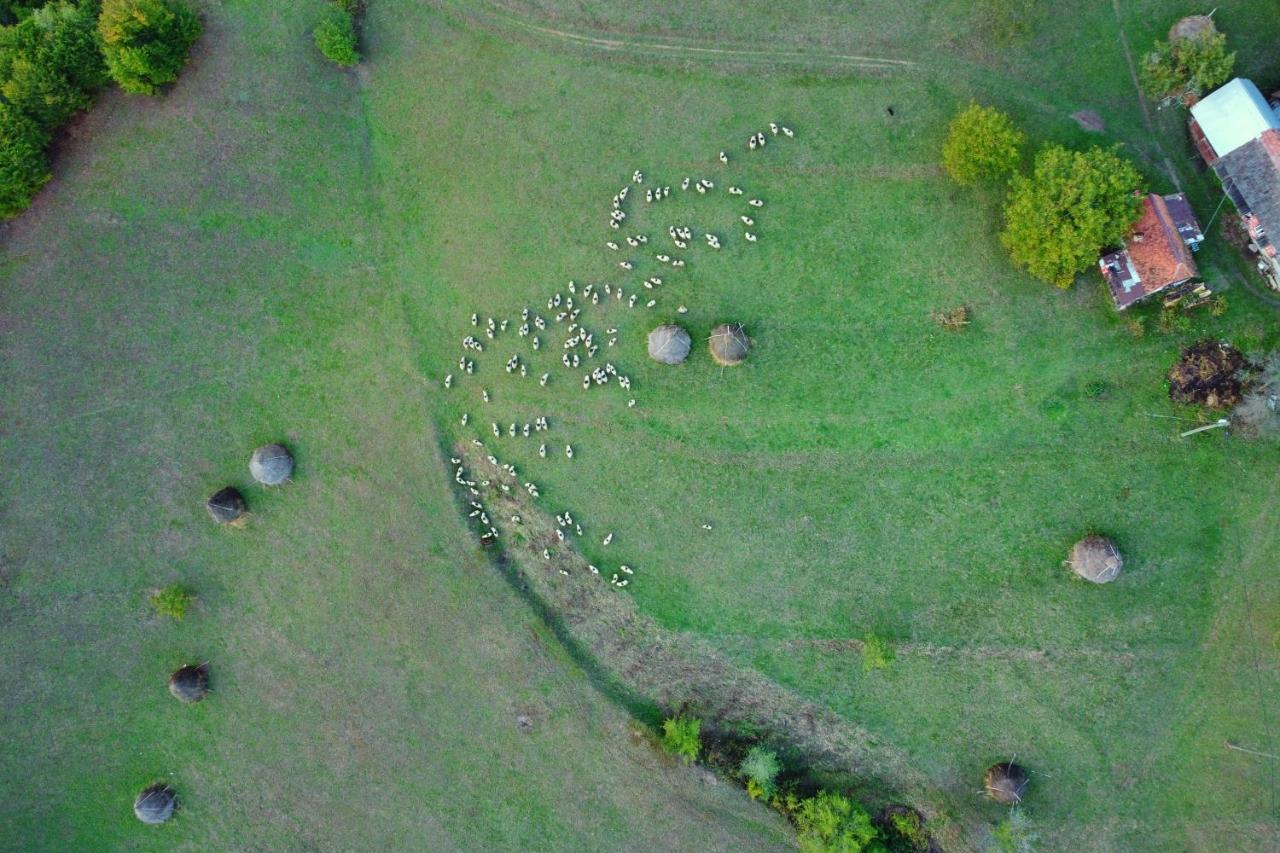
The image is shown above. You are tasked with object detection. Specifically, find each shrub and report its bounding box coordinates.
[1156,306,1191,335]
[1210,295,1228,317]
[661,715,701,763]
[862,632,894,673]
[314,5,359,67]
[1001,145,1143,287]
[98,0,201,95]
[932,305,970,331]
[888,810,930,852]
[942,104,1025,186]
[1124,315,1145,338]
[991,807,1038,853]
[0,1,108,131]
[1139,30,1234,105]
[1083,378,1110,400]
[792,790,879,853]
[0,102,50,218]
[150,583,194,620]
[740,746,781,799]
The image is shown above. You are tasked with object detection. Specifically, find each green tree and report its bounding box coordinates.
[0,102,50,218]
[314,4,358,67]
[1139,30,1234,105]
[1000,145,1143,288]
[660,715,701,764]
[942,103,1025,186]
[0,2,107,131]
[98,0,200,95]
[740,746,782,799]
[793,790,879,853]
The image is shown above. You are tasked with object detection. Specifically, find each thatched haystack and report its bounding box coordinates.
[133,783,176,824]
[648,324,691,364]
[168,664,210,703]
[709,323,750,366]
[1168,340,1245,408]
[1068,536,1123,584]
[249,443,294,485]
[1169,14,1216,43]
[984,762,1029,805]
[206,487,246,525]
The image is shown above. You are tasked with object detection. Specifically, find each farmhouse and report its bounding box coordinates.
[1189,78,1280,288]
[1098,193,1202,310]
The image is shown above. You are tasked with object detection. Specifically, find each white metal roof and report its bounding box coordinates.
[1191,78,1280,158]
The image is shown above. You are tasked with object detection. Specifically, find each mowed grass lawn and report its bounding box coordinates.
[373,1,1280,849]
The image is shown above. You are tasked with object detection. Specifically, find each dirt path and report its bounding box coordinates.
[1110,0,1184,192]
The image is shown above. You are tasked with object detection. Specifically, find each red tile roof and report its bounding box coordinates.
[1100,194,1198,309]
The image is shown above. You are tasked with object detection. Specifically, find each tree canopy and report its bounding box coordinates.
[942,103,1025,186]
[0,2,107,130]
[0,101,49,218]
[1139,30,1235,105]
[98,0,200,95]
[1000,144,1143,288]
[314,3,358,67]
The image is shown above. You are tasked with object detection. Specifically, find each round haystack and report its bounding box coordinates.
[1069,536,1123,584]
[648,324,691,365]
[249,443,293,485]
[1169,14,1215,43]
[168,664,209,703]
[984,762,1029,805]
[709,323,750,366]
[1168,340,1246,409]
[206,487,246,524]
[133,784,176,824]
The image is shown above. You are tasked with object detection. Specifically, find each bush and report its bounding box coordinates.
[932,305,970,331]
[1140,30,1234,105]
[1001,145,1143,288]
[0,102,50,218]
[1210,295,1228,317]
[740,746,781,799]
[942,103,1025,186]
[791,790,879,853]
[0,1,108,131]
[98,0,201,95]
[150,583,194,620]
[661,715,701,764]
[887,810,930,852]
[991,807,1038,853]
[862,632,894,673]
[1156,306,1191,335]
[314,5,359,67]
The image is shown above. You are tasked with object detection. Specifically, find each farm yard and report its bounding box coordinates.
[2,0,1279,850]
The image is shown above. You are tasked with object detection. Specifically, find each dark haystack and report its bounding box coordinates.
[1069,536,1123,584]
[206,486,246,524]
[984,762,1029,805]
[1168,340,1245,409]
[133,784,176,824]
[168,664,209,703]
[709,323,750,366]
[648,324,691,364]
[249,443,294,485]
[1169,14,1216,42]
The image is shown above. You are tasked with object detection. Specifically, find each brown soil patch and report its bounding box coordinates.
[1169,15,1216,43]
[1071,109,1105,132]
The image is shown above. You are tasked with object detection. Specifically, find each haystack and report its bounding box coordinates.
[984,762,1029,805]
[648,324,691,364]
[206,487,246,524]
[1068,536,1123,584]
[1168,340,1245,408]
[133,783,176,824]
[249,443,294,485]
[1169,14,1216,43]
[709,323,749,366]
[168,664,210,703]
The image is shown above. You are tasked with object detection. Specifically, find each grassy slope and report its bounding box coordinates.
[0,2,789,849]
[376,2,1280,849]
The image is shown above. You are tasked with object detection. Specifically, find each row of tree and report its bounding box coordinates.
[942,103,1143,288]
[0,0,200,218]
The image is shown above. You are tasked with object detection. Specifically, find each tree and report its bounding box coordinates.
[0,2,108,131]
[314,4,358,67]
[1140,30,1234,105]
[792,790,879,853]
[942,103,1025,186]
[1000,145,1143,288]
[98,0,200,95]
[740,746,782,799]
[660,715,701,764]
[0,102,50,218]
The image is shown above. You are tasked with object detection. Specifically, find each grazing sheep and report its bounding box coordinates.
[719,151,728,164]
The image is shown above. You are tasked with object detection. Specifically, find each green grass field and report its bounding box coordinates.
[3,0,1279,849]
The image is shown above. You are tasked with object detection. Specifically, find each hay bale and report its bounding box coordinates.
[206,487,246,524]
[709,323,750,366]
[648,324,691,364]
[133,783,176,824]
[249,443,294,485]
[984,762,1029,805]
[1069,536,1123,584]
[1168,340,1245,408]
[1169,14,1215,43]
[168,664,209,703]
